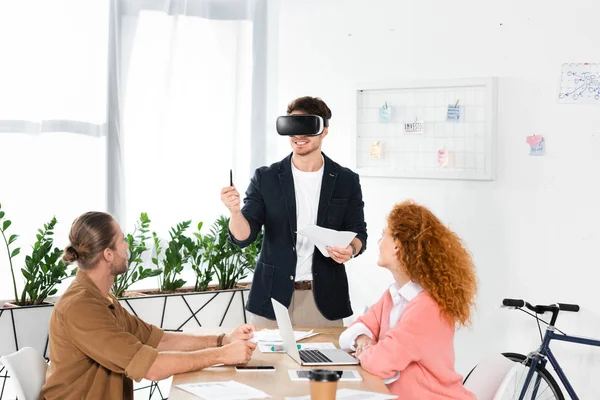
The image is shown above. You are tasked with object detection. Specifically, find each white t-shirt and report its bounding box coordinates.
[291,157,324,282]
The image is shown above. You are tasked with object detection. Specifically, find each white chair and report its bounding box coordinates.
[463,353,518,400]
[0,347,48,400]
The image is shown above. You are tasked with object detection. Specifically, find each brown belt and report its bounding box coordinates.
[294,280,312,290]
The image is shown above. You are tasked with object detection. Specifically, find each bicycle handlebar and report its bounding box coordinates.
[502,298,580,313]
[557,303,580,312]
[502,298,525,308]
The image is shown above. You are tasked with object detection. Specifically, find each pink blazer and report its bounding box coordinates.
[353,290,475,400]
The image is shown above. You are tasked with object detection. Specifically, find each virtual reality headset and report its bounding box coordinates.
[276,114,329,136]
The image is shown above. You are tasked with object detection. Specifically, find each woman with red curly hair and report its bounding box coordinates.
[339,200,477,399]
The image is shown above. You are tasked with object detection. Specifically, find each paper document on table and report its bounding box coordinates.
[296,225,357,258]
[259,342,336,353]
[176,380,270,400]
[284,389,396,400]
[249,329,318,344]
[334,389,397,400]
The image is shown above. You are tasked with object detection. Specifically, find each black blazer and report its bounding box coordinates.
[230,153,367,320]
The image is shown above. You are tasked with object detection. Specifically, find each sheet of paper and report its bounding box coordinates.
[369,141,382,159]
[526,135,543,146]
[528,137,545,156]
[404,120,425,134]
[284,389,396,400]
[335,389,398,400]
[437,148,449,167]
[249,329,318,344]
[259,342,336,353]
[296,225,357,258]
[176,380,271,400]
[379,104,391,123]
[558,63,600,104]
[446,104,462,121]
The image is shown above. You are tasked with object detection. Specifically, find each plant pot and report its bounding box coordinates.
[0,302,54,361]
[2,301,52,308]
[118,287,251,331]
[135,283,251,296]
[0,286,251,370]
[119,290,149,299]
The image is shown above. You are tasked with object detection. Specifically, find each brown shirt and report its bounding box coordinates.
[41,271,164,400]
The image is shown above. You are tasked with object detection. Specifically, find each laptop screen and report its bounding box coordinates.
[271,298,302,364]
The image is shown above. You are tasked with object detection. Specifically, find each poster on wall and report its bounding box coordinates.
[558,63,600,104]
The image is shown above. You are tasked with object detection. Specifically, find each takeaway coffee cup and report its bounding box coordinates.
[308,369,340,400]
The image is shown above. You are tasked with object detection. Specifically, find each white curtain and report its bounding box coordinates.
[118,0,267,235]
[0,0,270,299]
[117,0,269,290]
[0,0,110,300]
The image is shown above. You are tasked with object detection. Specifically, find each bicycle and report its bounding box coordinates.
[492,297,600,400]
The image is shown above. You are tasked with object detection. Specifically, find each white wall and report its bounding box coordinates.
[271,0,600,396]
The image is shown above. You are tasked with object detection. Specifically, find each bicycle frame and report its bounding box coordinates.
[519,326,600,400]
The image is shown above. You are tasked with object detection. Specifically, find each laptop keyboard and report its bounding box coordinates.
[299,349,333,363]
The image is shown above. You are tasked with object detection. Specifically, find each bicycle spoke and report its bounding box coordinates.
[531,373,544,398]
[513,363,528,399]
[533,380,552,399]
[501,361,559,400]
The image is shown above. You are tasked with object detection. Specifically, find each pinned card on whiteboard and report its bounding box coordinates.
[379,102,392,123]
[404,119,425,134]
[370,141,382,159]
[437,148,449,167]
[446,100,462,121]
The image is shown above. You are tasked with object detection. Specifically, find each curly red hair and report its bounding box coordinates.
[387,200,477,327]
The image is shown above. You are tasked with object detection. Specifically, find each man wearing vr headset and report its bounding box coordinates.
[220,96,367,327]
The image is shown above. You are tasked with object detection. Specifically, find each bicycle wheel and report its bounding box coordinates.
[494,352,564,400]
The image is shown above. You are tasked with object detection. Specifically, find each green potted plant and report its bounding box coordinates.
[17,217,73,305]
[0,208,69,364]
[204,215,263,290]
[157,220,192,292]
[0,203,20,306]
[114,216,261,333]
[184,222,214,292]
[1,207,72,306]
[112,213,162,298]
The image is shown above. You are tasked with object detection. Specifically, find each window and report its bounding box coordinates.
[0,0,109,300]
[0,0,108,123]
[122,11,253,235]
[0,0,269,298]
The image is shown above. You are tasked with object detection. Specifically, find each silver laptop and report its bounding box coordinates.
[271,298,359,366]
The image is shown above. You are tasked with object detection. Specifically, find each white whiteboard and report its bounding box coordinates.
[353,78,498,181]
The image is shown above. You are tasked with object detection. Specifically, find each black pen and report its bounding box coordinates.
[230,169,233,186]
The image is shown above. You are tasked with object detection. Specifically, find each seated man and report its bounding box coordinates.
[42,211,256,400]
[339,201,477,399]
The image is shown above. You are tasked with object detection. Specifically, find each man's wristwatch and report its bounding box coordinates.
[349,243,357,259]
